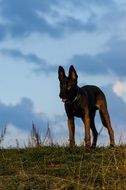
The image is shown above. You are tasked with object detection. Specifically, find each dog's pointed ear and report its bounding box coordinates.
[69,65,78,80]
[58,66,66,81]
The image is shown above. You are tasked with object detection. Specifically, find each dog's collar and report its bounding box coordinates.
[65,87,80,104]
[72,93,78,103]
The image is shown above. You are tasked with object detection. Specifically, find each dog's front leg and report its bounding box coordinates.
[83,113,91,148]
[67,117,75,146]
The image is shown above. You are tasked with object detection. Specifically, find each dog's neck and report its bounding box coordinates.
[66,86,80,104]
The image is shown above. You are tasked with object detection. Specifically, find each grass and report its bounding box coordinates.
[0,145,126,190]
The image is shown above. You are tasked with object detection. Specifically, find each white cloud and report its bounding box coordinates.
[113,81,126,96]
[1,124,29,148]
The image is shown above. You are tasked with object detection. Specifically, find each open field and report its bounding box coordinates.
[0,145,126,190]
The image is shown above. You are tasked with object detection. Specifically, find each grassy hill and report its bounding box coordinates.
[0,145,126,190]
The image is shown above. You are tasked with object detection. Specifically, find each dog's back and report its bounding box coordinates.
[81,85,106,110]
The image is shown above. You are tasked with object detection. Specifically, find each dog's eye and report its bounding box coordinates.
[67,84,72,90]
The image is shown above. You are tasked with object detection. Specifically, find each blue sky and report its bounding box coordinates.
[0,0,126,147]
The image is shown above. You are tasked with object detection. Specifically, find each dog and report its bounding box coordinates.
[58,65,115,148]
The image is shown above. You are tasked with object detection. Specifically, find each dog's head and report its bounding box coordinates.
[58,65,78,103]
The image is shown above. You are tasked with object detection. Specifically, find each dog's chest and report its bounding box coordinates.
[65,101,83,118]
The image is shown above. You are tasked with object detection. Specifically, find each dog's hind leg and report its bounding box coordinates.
[99,107,115,147]
[90,110,98,148]
[82,113,91,148]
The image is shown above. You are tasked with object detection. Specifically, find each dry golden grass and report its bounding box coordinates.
[0,145,126,189]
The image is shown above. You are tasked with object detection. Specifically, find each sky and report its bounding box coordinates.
[0,0,126,147]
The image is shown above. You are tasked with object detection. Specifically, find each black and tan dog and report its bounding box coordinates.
[58,65,115,148]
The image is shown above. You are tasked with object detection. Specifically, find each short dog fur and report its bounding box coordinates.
[58,65,115,148]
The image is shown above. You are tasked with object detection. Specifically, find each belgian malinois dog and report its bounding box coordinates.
[58,65,115,148]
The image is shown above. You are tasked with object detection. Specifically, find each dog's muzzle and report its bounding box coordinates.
[61,98,68,103]
[59,93,68,103]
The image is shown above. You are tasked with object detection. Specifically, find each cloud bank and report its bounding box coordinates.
[0,0,126,77]
[0,97,47,130]
[0,0,100,40]
[71,39,126,77]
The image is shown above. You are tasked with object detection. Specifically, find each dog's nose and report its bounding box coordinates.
[59,93,62,98]
[59,92,65,99]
